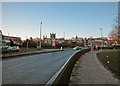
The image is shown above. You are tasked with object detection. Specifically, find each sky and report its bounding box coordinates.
[2,2,118,40]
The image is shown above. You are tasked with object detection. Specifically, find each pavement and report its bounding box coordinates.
[2,49,75,84]
[69,51,119,85]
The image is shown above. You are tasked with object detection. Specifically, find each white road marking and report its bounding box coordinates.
[8,63,25,69]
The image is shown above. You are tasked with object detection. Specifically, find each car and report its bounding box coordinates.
[12,46,20,52]
[2,46,20,53]
[73,46,83,50]
[2,46,9,53]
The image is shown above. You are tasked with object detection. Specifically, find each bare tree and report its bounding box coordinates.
[109,26,118,40]
[109,18,119,41]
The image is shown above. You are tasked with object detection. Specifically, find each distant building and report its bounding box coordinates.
[43,35,51,44]
[86,37,108,47]
[0,30,21,46]
[47,39,51,44]
[50,33,56,39]
[1,30,21,43]
[43,33,56,46]
[50,33,56,47]
[71,36,84,44]
[56,38,65,44]
[2,35,21,42]
[107,40,118,46]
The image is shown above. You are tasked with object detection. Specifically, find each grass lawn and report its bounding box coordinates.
[97,49,120,78]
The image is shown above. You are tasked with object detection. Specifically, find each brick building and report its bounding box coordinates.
[2,35,21,42]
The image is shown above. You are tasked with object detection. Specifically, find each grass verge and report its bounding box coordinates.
[97,49,120,79]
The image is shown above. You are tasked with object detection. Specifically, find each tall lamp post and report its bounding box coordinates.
[64,32,65,40]
[100,28,102,49]
[40,22,42,48]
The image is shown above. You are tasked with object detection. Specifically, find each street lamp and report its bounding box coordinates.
[64,32,65,40]
[40,22,42,48]
[100,28,102,49]
[100,28,102,38]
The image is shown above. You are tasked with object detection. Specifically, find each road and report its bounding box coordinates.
[2,49,76,84]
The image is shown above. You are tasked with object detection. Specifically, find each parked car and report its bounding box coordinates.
[2,46,20,53]
[73,46,83,50]
[2,46,9,53]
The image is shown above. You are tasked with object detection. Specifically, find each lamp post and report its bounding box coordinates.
[64,32,65,40]
[8,33,9,40]
[100,28,102,38]
[40,22,42,48]
[100,28,102,49]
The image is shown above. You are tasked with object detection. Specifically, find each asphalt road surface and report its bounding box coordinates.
[2,49,76,84]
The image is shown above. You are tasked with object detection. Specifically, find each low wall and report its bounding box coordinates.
[46,49,90,86]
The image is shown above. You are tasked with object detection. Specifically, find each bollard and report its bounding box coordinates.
[61,47,62,50]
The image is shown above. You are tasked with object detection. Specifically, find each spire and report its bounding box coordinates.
[76,35,78,39]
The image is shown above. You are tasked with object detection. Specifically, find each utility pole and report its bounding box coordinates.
[40,22,42,48]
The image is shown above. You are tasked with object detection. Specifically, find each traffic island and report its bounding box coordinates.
[2,49,64,59]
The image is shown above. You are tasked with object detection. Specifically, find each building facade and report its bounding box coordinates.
[2,35,21,42]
